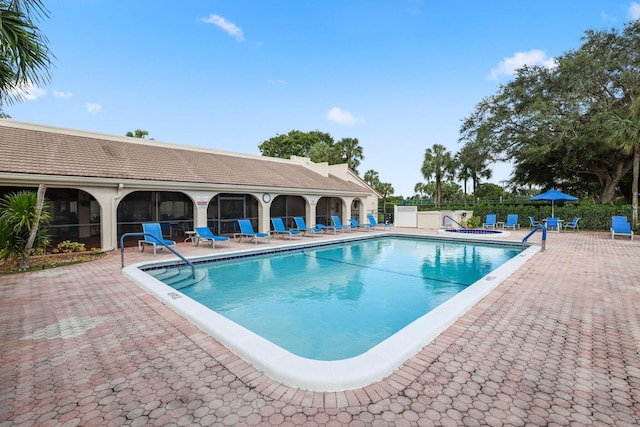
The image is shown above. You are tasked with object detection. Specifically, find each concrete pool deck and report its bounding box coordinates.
[1,228,639,425]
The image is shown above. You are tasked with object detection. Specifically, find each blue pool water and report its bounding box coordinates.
[160,236,522,361]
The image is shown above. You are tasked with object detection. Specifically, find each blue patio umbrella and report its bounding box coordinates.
[529,189,579,217]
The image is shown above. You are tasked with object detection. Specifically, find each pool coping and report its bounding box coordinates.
[123,233,540,392]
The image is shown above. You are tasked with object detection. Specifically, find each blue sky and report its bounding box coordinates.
[6,1,640,197]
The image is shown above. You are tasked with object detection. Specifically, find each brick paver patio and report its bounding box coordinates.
[1,229,639,426]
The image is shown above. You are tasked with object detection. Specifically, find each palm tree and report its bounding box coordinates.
[421,144,454,208]
[0,188,50,269]
[378,182,394,217]
[606,97,640,229]
[458,142,493,194]
[0,0,54,105]
[363,170,380,188]
[414,182,427,199]
[335,137,364,174]
[456,152,472,205]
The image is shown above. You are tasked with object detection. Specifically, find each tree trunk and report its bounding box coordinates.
[19,184,47,270]
[632,148,639,229]
[463,178,468,206]
[597,159,631,204]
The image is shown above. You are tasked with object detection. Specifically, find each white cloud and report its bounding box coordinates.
[488,49,555,81]
[326,107,360,125]
[630,2,640,20]
[8,82,46,100]
[85,103,102,113]
[202,14,245,42]
[53,89,72,99]
[267,78,286,85]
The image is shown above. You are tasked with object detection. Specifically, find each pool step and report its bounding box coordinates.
[145,268,207,290]
[146,268,180,281]
[168,269,207,290]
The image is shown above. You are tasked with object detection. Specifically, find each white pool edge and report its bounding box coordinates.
[123,236,540,391]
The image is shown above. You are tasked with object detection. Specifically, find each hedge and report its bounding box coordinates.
[470,202,637,232]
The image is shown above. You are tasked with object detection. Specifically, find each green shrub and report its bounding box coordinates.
[472,202,638,231]
[0,191,51,269]
[463,216,481,228]
[52,240,86,254]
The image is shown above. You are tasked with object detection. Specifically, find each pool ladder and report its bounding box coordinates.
[441,215,467,229]
[522,225,546,251]
[119,232,195,278]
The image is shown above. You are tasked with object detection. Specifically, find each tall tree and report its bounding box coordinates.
[0,0,54,105]
[413,182,428,199]
[308,141,335,164]
[363,169,394,215]
[606,97,640,229]
[377,182,394,217]
[363,170,380,188]
[421,144,454,208]
[334,137,364,174]
[457,142,492,194]
[459,21,640,203]
[259,130,334,159]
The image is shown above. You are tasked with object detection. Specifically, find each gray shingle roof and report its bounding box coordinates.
[0,121,367,193]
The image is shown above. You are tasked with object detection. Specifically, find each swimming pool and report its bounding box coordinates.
[124,233,539,391]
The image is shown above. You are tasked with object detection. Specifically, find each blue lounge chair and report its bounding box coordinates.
[349,218,373,231]
[503,214,520,230]
[562,217,580,232]
[138,222,176,255]
[271,218,301,239]
[545,217,560,233]
[293,216,323,236]
[315,223,338,234]
[194,227,230,248]
[331,215,356,232]
[235,219,270,244]
[367,214,391,229]
[483,214,497,229]
[528,216,541,229]
[611,216,633,240]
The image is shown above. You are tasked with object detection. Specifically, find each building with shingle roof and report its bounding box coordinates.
[0,120,378,250]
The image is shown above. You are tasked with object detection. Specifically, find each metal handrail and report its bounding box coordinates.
[442,215,467,229]
[522,224,547,251]
[119,232,195,278]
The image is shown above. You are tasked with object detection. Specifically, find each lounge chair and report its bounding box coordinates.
[545,217,560,233]
[138,222,176,255]
[194,227,230,248]
[331,215,356,232]
[483,214,497,229]
[528,216,541,229]
[315,223,338,234]
[503,214,520,230]
[235,219,270,244]
[562,217,580,232]
[349,218,374,231]
[271,218,302,239]
[293,216,323,236]
[367,214,391,229]
[611,216,634,240]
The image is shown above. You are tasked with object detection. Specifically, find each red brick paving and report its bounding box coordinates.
[1,229,639,425]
